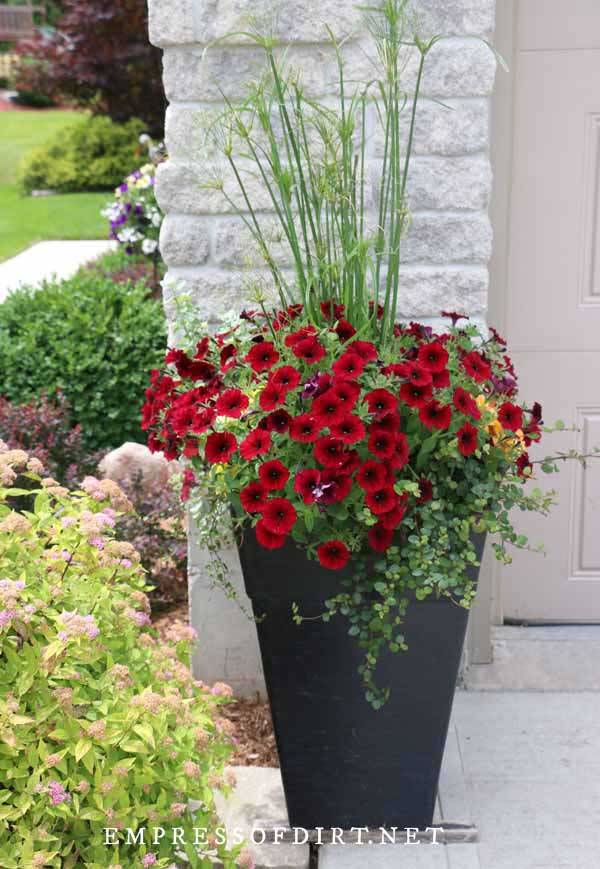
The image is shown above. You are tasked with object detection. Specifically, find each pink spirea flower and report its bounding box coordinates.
[47,780,70,806]
[142,854,157,866]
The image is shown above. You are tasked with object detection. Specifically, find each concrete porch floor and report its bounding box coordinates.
[217,691,600,869]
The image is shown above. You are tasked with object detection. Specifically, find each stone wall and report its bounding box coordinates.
[148,0,497,695]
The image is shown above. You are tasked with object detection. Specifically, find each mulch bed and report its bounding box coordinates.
[152,602,280,768]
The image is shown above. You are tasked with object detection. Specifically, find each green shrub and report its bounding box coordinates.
[0,264,166,451]
[0,447,244,868]
[18,116,146,194]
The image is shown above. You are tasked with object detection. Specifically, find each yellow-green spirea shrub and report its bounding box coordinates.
[0,446,244,869]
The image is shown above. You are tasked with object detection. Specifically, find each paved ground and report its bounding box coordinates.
[217,692,600,869]
[0,239,116,301]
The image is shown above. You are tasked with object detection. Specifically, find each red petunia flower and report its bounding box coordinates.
[462,351,491,383]
[240,428,272,460]
[356,459,388,492]
[205,431,238,464]
[294,469,321,504]
[259,460,290,491]
[181,469,196,503]
[265,409,292,433]
[432,369,451,389]
[220,344,237,372]
[397,361,432,387]
[312,391,346,427]
[368,524,394,552]
[165,348,216,382]
[400,382,433,409]
[314,436,348,468]
[498,402,523,432]
[379,498,407,530]
[335,319,357,342]
[442,310,470,326]
[289,414,320,443]
[270,365,301,392]
[453,387,481,421]
[245,341,280,373]
[285,326,317,347]
[261,498,297,535]
[365,389,398,418]
[367,429,396,459]
[259,382,286,412]
[320,300,345,320]
[317,470,353,504]
[419,400,452,431]
[392,433,410,469]
[417,478,434,504]
[183,439,199,458]
[417,341,449,374]
[369,412,400,436]
[292,337,326,365]
[240,482,269,513]
[365,487,397,515]
[330,414,366,444]
[192,408,217,434]
[333,380,361,408]
[456,422,479,457]
[216,388,249,419]
[317,540,350,570]
[348,340,378,362]
[255,519,287,550]
[332,352,365,381]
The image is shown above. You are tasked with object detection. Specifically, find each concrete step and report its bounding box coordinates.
[465,625,600,691]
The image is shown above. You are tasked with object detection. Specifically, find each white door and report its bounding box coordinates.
[500,0,600,621]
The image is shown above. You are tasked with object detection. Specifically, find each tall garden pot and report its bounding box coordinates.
[238,531,485,830]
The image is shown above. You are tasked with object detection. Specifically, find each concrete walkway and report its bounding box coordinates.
[0,240,116,302]
[218,691,600,869]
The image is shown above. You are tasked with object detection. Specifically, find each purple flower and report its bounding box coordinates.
[47,780,70,806]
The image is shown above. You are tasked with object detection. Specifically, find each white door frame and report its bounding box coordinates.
[468,0,518,662]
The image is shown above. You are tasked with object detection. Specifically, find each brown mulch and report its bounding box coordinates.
[152,601,280,768]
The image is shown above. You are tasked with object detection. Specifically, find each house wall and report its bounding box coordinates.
[148,0,497,694]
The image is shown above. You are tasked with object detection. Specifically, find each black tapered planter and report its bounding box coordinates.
[238,531,485,830]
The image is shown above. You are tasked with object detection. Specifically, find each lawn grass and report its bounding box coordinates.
[0,110,108,261]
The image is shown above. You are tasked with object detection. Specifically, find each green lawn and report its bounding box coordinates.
[0,111,108,262]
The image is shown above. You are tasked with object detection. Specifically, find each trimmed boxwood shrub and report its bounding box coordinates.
[18,115,146,194]
[0,264,166,451]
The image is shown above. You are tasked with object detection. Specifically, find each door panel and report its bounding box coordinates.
[500,1,600,620]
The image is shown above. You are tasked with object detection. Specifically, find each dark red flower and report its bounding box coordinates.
[270,365,301,392]
[418,341,449,374]
[192,407,217,434]
[332,352,366,380]
[369,412,400,435]
[400,382,433,409]
[432,368,451,389]
[367,429,396,459]
[453,387,481,420]
[312,391,346,427]
[289,414,320,443]
[261,498,297,535]
[165,348,216,381]
[457,422,479,457]
[489,326,507,347]
[285,326,317,347]
[365,487,397,515]
[365,389,397,418]
[392,433,410,469]
[183,439,199,458]
[320,300,345,320]
[294,469,321,504]
[181,469,196,503]
[330,414,366,444]
[240,482,269,513]
[368,524,394,552]
[417,478,434,504]
[419,400,452,431]
[317,540,350,570]
[265,410,292,433]
[240,428,272,460]
[498,402,523,432]
[255,520,287,550]
[348,340,378,362]
[205,431,238,464]
[397,361,432,387]
[220,344,237,371]
[216,388,249,419]
[335,319,357,342]
[333,380,361,408]
[442,311,470,326]
[356,459,388,492]
[314,436,348,468]
[292,338,326,365]
[259,383,286,412]
[462,351,491,383]
[317,470,353,504]
[245,341,280,373]
[259,460,290,491]
[531,402,543,424]
[516,452,533,478]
